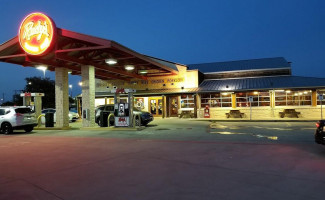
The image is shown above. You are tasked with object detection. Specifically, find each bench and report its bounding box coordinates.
[226,110,245,118]
[179,110,194,118]
[279,109,301,118]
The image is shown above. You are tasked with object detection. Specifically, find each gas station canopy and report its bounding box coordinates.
[0,28,178,81]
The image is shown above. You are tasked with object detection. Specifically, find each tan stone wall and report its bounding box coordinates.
[198,106,323,120]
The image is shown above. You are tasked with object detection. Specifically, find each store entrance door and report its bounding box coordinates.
[169,96,179,117]
[149,97,163,117]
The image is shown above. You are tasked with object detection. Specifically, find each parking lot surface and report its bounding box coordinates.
[1,118,325,200]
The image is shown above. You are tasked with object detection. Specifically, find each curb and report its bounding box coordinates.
[34,126,75,130]
[189,119,318,122]
[80,127,144,131]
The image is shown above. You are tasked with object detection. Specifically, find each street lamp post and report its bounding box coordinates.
[69,84,73,97]
[36,65,47,78]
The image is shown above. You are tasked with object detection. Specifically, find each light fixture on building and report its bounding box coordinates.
[124,65,135,71]
[78,82,83,86]
[105,58,117,65]
[286,90,291,93]
[299,92,303,95]
[221,92,228,95]
[138,70,148,74]
[304,91,308,94]
[254,91,258,95]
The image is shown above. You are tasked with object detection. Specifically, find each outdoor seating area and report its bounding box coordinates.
[226,110,245,118]
[279,109,301,118]
[179,110,194,118]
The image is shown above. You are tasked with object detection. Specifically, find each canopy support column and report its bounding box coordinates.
[81,65,96,127]
[55,68,70,128]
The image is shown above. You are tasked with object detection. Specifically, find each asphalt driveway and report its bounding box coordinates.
[0,119,324,200]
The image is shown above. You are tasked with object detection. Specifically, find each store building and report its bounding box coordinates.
[94,57,325,120]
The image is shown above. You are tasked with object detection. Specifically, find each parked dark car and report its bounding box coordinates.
[315,120,325,145]
[95,104,153,126]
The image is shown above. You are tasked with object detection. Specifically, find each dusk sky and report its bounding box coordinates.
[0,0,324,102]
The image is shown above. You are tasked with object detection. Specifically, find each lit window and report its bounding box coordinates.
[201,93,231,107]
[275,90,311,106]
[236,91,270,107]
[181,94,194,108]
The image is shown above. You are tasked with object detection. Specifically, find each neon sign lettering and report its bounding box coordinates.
[22,21,50,41]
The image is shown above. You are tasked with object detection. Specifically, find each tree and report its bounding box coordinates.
[24,77,55,108]
[12,94,23,106]
[1,101,15,106]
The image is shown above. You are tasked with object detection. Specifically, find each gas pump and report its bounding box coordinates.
[114,103,130,126]
[20,92,45,126]
[111,88,136,127]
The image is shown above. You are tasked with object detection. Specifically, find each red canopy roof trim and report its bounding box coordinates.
[0,28,179,81]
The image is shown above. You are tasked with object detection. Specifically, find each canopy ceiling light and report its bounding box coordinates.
[105,58,117,65]
[138,70,148,74]
[124,65,135,71]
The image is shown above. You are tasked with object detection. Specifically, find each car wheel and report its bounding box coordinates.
[135,116,141,127]
[24,126,33,133]
[142,122,149,126]
[1,122,13,135]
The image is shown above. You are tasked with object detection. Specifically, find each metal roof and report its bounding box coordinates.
[187,57,291,73]
[198,76,325,92]
[145,56,182,72]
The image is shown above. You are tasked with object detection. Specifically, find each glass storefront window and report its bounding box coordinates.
[236,91,270,107]
[201,93,231,107]
[181,94,194,108]
[275,90,312,106]
[317,92,325,105]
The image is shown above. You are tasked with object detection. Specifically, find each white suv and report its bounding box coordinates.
[0,106,37,134]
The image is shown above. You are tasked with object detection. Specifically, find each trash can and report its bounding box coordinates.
[45,112,54,127]
[99,111,109,127]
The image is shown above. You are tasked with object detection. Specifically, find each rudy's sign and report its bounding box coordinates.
[19,13,56,55]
